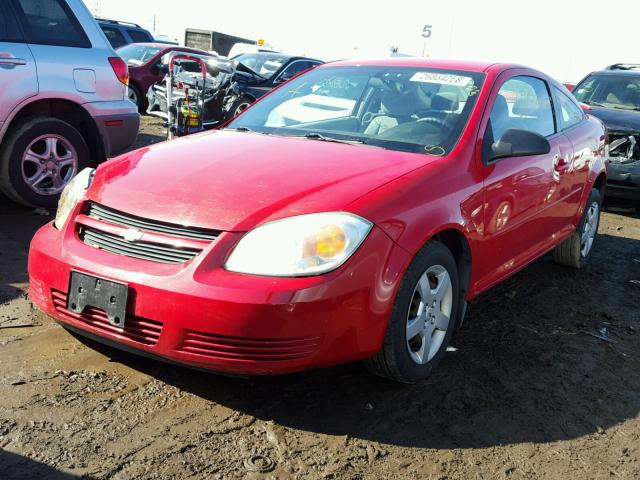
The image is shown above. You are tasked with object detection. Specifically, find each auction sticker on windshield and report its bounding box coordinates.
[410,72,473,87]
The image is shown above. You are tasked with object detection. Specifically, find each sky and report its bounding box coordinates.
[87,0,640,82]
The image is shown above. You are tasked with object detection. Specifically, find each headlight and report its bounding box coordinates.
[53,168,95,230]
[225,213,373,276]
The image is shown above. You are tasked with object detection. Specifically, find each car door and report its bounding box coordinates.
[475,73,574,289]
[0,2,38,127]
[552,86,592,218]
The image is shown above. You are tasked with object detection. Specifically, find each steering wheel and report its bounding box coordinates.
[416,117,453,133]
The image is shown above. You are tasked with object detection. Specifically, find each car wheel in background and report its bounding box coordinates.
[231,97,252,117]
[128,85,142,111]
[553,188,602,269]
[365,241,460,384]
[0,117,90,208]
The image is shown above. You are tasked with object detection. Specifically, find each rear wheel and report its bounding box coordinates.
[0,117,90,207]
[365,241,459,383]
[552,188,601,268]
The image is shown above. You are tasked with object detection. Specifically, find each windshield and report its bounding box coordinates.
[116,44,162,65]
[227,66,485,155]
[233,53,289,79]
[573,74,640,110]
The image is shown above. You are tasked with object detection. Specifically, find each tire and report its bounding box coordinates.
[365,241,460,384]
[230,96,252,117]
[128,84,142,112]
[552,188,602,269]
[0,117,90,208]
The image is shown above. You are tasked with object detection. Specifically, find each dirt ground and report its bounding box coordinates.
[1,116,639,480]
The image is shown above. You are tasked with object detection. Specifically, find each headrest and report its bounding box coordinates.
[431,93,459,112]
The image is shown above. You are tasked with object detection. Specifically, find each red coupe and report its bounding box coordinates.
[29,59,607,383]
[117,42,213,110]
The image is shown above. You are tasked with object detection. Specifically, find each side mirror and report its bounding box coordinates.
[154,63,169,75]
[489,129,551,162]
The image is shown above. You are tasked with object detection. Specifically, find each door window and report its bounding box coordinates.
[13,0,90,48]
[0,4,22,42]
[486,76,556,145]
[278,61,318,82]
[554,87,585,130]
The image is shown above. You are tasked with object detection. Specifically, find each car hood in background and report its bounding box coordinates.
[588,107,640,133]
[89,131,429,232]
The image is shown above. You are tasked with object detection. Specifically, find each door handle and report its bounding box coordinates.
[0,55,27,66]
[553,155,570,174]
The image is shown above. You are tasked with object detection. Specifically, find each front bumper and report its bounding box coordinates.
[606,161,640,202]
[28,220,405,375]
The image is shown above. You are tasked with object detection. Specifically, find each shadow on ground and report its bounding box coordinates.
[71,232,640,450]
[0,195,50,303]
[0,450,86,480]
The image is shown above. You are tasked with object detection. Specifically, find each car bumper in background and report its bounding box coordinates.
[28,220,405,375]
[606,161,640,202]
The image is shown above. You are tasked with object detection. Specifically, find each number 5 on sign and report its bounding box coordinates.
[422,25,433,38]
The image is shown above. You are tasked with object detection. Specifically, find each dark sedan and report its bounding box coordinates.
[572,64,640,210]
[224,52,323,116]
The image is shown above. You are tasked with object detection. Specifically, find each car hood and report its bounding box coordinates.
[588,107,640,133]
[88,131,428,231]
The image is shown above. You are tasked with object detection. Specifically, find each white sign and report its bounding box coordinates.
[410,72,473,87]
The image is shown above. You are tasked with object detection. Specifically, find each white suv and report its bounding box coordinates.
[0,0,139,207]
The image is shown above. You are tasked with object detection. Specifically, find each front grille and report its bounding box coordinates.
[80,227,200,264]
[78,202,220,264]
[178,330,320,362]
[52,289,162,346]
[86,202,219,241]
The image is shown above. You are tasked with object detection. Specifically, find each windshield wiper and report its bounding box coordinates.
[224,126,252,132]
[296,132,366,145]
[583,100,607,107]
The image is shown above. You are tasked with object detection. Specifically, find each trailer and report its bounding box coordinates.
[184,28,255,57]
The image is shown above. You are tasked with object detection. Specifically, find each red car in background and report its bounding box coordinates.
[117,42,214,110]
[29,59,607,383]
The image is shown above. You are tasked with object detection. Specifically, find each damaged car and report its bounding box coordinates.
[29,59,607,383]
[572,64,640,209]
[146,52,322,127]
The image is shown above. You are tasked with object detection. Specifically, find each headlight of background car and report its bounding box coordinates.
[225,213,373,276]
[53,168,95,230]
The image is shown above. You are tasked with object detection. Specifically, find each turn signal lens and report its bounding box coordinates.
[108,57,129,86]
[305,225,347,259]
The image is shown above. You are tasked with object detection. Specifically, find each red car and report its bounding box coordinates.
[29,59,607,383]
[116,42,213,110]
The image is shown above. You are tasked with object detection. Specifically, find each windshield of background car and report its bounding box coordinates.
[573,74,640,111]
[227,66,485,155]
[234,53,289,78]
[117,44,162,65]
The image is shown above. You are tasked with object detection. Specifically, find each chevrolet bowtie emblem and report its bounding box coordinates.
[122,228,144,242]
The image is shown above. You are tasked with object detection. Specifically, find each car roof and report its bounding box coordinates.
[323,58,523,73]
[589,69,640,77]
[118,43,209,53]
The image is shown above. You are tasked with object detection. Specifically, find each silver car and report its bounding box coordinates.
[0,0,139,207]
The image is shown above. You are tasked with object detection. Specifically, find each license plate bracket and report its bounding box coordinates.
[67,271,128,328]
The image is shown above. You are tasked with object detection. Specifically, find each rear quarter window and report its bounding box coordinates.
[13,0,91,48]
[0,4,23,42]
[127,29,152,43]
[101,26,127,49]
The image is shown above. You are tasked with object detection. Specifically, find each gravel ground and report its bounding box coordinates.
[1,116,639,479]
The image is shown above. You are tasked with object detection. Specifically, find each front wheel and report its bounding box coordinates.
[365,241,460,383]
[552,188,602,268]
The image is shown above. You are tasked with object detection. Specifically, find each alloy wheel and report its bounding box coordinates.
[406,265,453,364]
[21,134,78,196]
